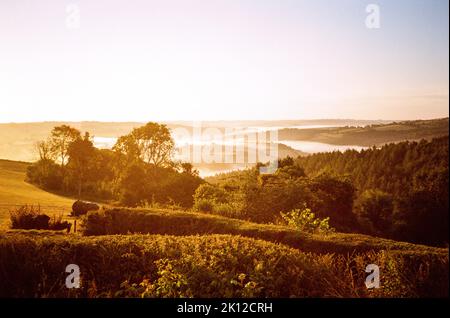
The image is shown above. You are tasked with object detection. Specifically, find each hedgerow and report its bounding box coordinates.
[82,208,447,256]
[0,231,447,297]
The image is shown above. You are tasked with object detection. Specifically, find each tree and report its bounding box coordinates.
[33,139,55,183]
[113,134,141,165]
[67,132,96,197]
[394,168,449,246]
[50,125,81,167]
[180,162,199,176]
[113,122,174,167]
[118,162,149,207]
[356,189,394,235]
[308,174,357,231]
[26,159,62,190]
[35,139,54,161]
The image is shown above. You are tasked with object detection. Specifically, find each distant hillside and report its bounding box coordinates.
[0,121,156,162]
[0,119,390,162]
[0,118,445,163]
[278,118,449,146]
[0,159,73,229]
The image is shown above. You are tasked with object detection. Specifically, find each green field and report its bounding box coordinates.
[0,159,74,229]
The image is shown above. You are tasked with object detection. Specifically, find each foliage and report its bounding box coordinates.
[281,207,335,235]
[9,205,48,230]
[295,137,449,246]
[113,122,174,167]
[26,123,203,208]
[67,132,96,197]
[0,232,447,298]
[0,159,74,230]
[81,208,446,256]
[9,205,70,231]
[194,198,214,213]
[49,125,81,167]
[199,165,356,231]
[26,159,63,190]
[355,190,394,236]
[116,259,192,298]
[206,137,448,246]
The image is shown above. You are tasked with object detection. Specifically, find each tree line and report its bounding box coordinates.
[196,157,358,232]
[27,123,203,207]
[294,137,449,246]
[201,137,449,246]
[26,123,448,246]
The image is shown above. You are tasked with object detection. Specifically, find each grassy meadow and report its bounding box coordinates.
[0,160,73,229]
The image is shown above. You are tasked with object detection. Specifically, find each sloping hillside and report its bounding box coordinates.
[0,159,73,229]
[279,118,449,146]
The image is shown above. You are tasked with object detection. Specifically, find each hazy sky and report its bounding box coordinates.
[0,0,448,122]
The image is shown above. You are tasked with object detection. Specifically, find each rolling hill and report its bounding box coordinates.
[0,159,447,297]
[1,158,446,257]
[278,118,449,146]
[0,119,393,162]
[0,159,74,229]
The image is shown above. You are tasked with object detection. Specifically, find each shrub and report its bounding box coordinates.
[9,205,71,231]
[193,199,214,213]
[193,183,229,204]
[10,205,50,230]
[26,159,63,190]
[48,214,72,231]
[213,203,242,219]
[281,207,335,235]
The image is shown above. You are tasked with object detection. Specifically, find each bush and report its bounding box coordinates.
[213,203,242,219]
[26,160,63,190]
[193,199,214,213]
[48,214,72,231]
[10,205,50,230]
[281,207,335,235]
[9,205,71,231]
[193,183,229,204]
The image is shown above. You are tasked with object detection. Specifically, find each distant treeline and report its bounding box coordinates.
[294,136,449,245]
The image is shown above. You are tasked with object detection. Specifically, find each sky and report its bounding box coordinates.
[0,0,448,122]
